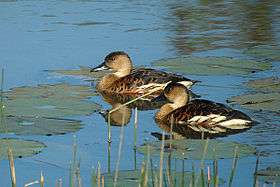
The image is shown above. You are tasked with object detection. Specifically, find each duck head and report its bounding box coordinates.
[155,82,190,120]
[91,51,133,78]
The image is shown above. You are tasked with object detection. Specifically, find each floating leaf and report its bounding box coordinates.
[246,77,280,92]
[152,56,271,76]
[0,138,46,159]
[256,166,280,184]
[138,139,256,160]
[244,45,280,61]
[228,92,280,112]
[48,66,111,79]
[49,66,145,80]
[0,116,82,136]
[94,169,224,187]
[4,83,101,118]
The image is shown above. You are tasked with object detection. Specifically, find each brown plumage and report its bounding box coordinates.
[91,51,198,96]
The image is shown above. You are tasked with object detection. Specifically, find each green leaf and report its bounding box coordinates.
[138,139,256,160]
[246,77,280,92]
[256,166,280,184]
[0,138,46,160]
[152,56,271,76]
[244,45,280,61]
[228,92,280,112]
[48,66,111,79]
[4,83,101,118]
[0,116,82,136]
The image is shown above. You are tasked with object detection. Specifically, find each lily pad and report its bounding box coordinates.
[0,138,46,159]
[228,92,280,112]
[256,166,280,184]
[244,45,280,61]
[246,77,280,92]
[48,66,111,79]
[0,116,82,136]
[138,139,256,160]
[3,83,101,118]
[94,169,224,187]
[152,56,271,76]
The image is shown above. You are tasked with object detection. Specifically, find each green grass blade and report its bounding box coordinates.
[228,146,239,187]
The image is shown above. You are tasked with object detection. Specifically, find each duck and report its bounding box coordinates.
[90,51,198,97]
[154,82,254,137]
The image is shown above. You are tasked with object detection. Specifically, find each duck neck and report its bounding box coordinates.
[173,94,189,108]
[156,103,176,121]
[97,74,120,91]
[114,68,131,78]
[156,94,189,121]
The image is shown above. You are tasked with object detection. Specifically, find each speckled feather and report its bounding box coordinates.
[165,99,251,127]
[105,68,195,93]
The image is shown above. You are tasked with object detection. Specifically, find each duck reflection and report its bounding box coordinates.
[98,90,167,126]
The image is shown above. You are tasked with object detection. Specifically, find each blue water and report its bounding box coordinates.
[0,0,280,186]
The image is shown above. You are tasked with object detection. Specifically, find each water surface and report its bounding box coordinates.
[0,0,280,186]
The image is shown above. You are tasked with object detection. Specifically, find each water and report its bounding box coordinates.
[0,0,280,186]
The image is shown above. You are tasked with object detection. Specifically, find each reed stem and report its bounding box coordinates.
[228,146,239,187]
[91,167,97,187]
[191,162,195,187]
[195,139,209,187]
[8,148,16,187]
[107,88,162,143]
[180,160,185,187]
[134,107,138,170]
[40,171,44,187]
[150,158,155,187]
[24,181,39,187]
[213,159,219,187]
[113,112,126,187]
[253,154,260,187]
[97,162,101,187]
[159,131,165,187]
[207,166,210,187]
[200,167,205,187]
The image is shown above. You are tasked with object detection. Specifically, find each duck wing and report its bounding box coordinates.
[131,68,196,85]
[168,99,252,134]
[110,68,196,94]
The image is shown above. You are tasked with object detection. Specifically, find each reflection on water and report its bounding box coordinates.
[1,0,280,186]
[164,0,280,54]
[98,91,166,126]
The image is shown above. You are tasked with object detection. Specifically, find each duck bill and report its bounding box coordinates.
[90,62,110,72]
[151,92,167,102]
